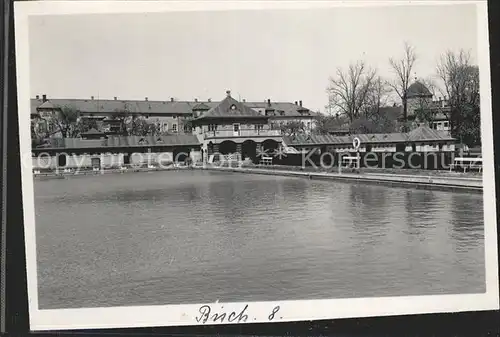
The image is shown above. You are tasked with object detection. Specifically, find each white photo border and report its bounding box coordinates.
[14,0,499,331]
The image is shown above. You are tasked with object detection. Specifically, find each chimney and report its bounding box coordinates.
[91,96,94,100]
[145,97,148,101]
[267,98,271,106]
[42,94,47,102]
[208,98,212,102]
[194,98,198,102]
[36,95,40,100]
[114,96,117,100]
[170,97,174,102]
[226,90,231,97]
[299,100,303,107]
[295,101,298,105]
[242,99,246,103]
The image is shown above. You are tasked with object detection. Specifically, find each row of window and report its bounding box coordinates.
[327,143,450,150]
[269,122,312,129]
[207,124,266,132]
[431,121,450,130]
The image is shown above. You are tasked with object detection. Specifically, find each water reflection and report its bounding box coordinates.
[403,189,438,240]
[34,170,486,309]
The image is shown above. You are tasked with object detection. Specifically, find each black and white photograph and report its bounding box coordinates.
[14,0,498,331]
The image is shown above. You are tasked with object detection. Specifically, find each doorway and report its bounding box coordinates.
[233,123,240,136]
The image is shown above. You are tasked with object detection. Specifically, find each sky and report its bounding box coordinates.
[29,3,479,112]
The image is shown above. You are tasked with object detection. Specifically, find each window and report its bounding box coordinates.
[254,124,264,131]
[444,121,449,128]
[163,123,168,132]
[184,124,191,133]
[208,124,217,131]
[172,123,177,132]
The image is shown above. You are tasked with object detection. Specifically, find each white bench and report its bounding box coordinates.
[450,157,482,173]
[260,156,273,166]
[341,156,359,168]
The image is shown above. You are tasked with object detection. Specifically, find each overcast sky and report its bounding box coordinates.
[29,3,478,112]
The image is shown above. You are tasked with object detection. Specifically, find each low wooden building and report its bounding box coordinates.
[31,134,202,170]
[283,126,455,154]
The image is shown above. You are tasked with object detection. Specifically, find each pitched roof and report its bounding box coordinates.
[406,81,432,98]
[407,125,454,142]
[192,102,212,111]
[283,132,408,146]
[30,98,312,117]
[31,98,206,115]
[106,135,200,147]
[283,126,454,146]
[195,95,265,119]
[33,135,201,150]
[37,101,57,110]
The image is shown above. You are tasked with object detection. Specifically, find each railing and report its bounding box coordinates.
[203,128,282,138]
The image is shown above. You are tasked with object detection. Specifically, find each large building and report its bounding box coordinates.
[30,92,317,139]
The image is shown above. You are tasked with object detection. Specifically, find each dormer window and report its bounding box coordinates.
[230,104,237,110]
[156,137,163,144]
[138,137,148,145]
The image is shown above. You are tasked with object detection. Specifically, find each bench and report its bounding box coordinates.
[341,156,359,168]
[259,156,273,166]
[450,157,482,173]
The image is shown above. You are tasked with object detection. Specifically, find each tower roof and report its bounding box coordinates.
[406,81,432,98]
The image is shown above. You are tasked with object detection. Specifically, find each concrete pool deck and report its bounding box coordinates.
[32,164,483,193]
[204,166,483,193]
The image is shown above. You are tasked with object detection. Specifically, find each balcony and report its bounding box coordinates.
[203,128,282,139]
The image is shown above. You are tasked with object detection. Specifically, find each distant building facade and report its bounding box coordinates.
[405,80,452,133]
[30,92,316,140]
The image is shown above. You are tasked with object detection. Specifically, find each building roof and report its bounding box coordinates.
[406,81,432,98]
[283,126,454,146]
[37,101,57,110]
[31,96,312,118]
[194,93,265,120]
[192,102,212,111]
[32,134,201,150]
[407,125,454,142]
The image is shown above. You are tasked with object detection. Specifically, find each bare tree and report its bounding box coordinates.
[362,76,391,119]
[49,105,80,138]
[387,42,417,130]
[326,60,377,123]
[436,49,480,145]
